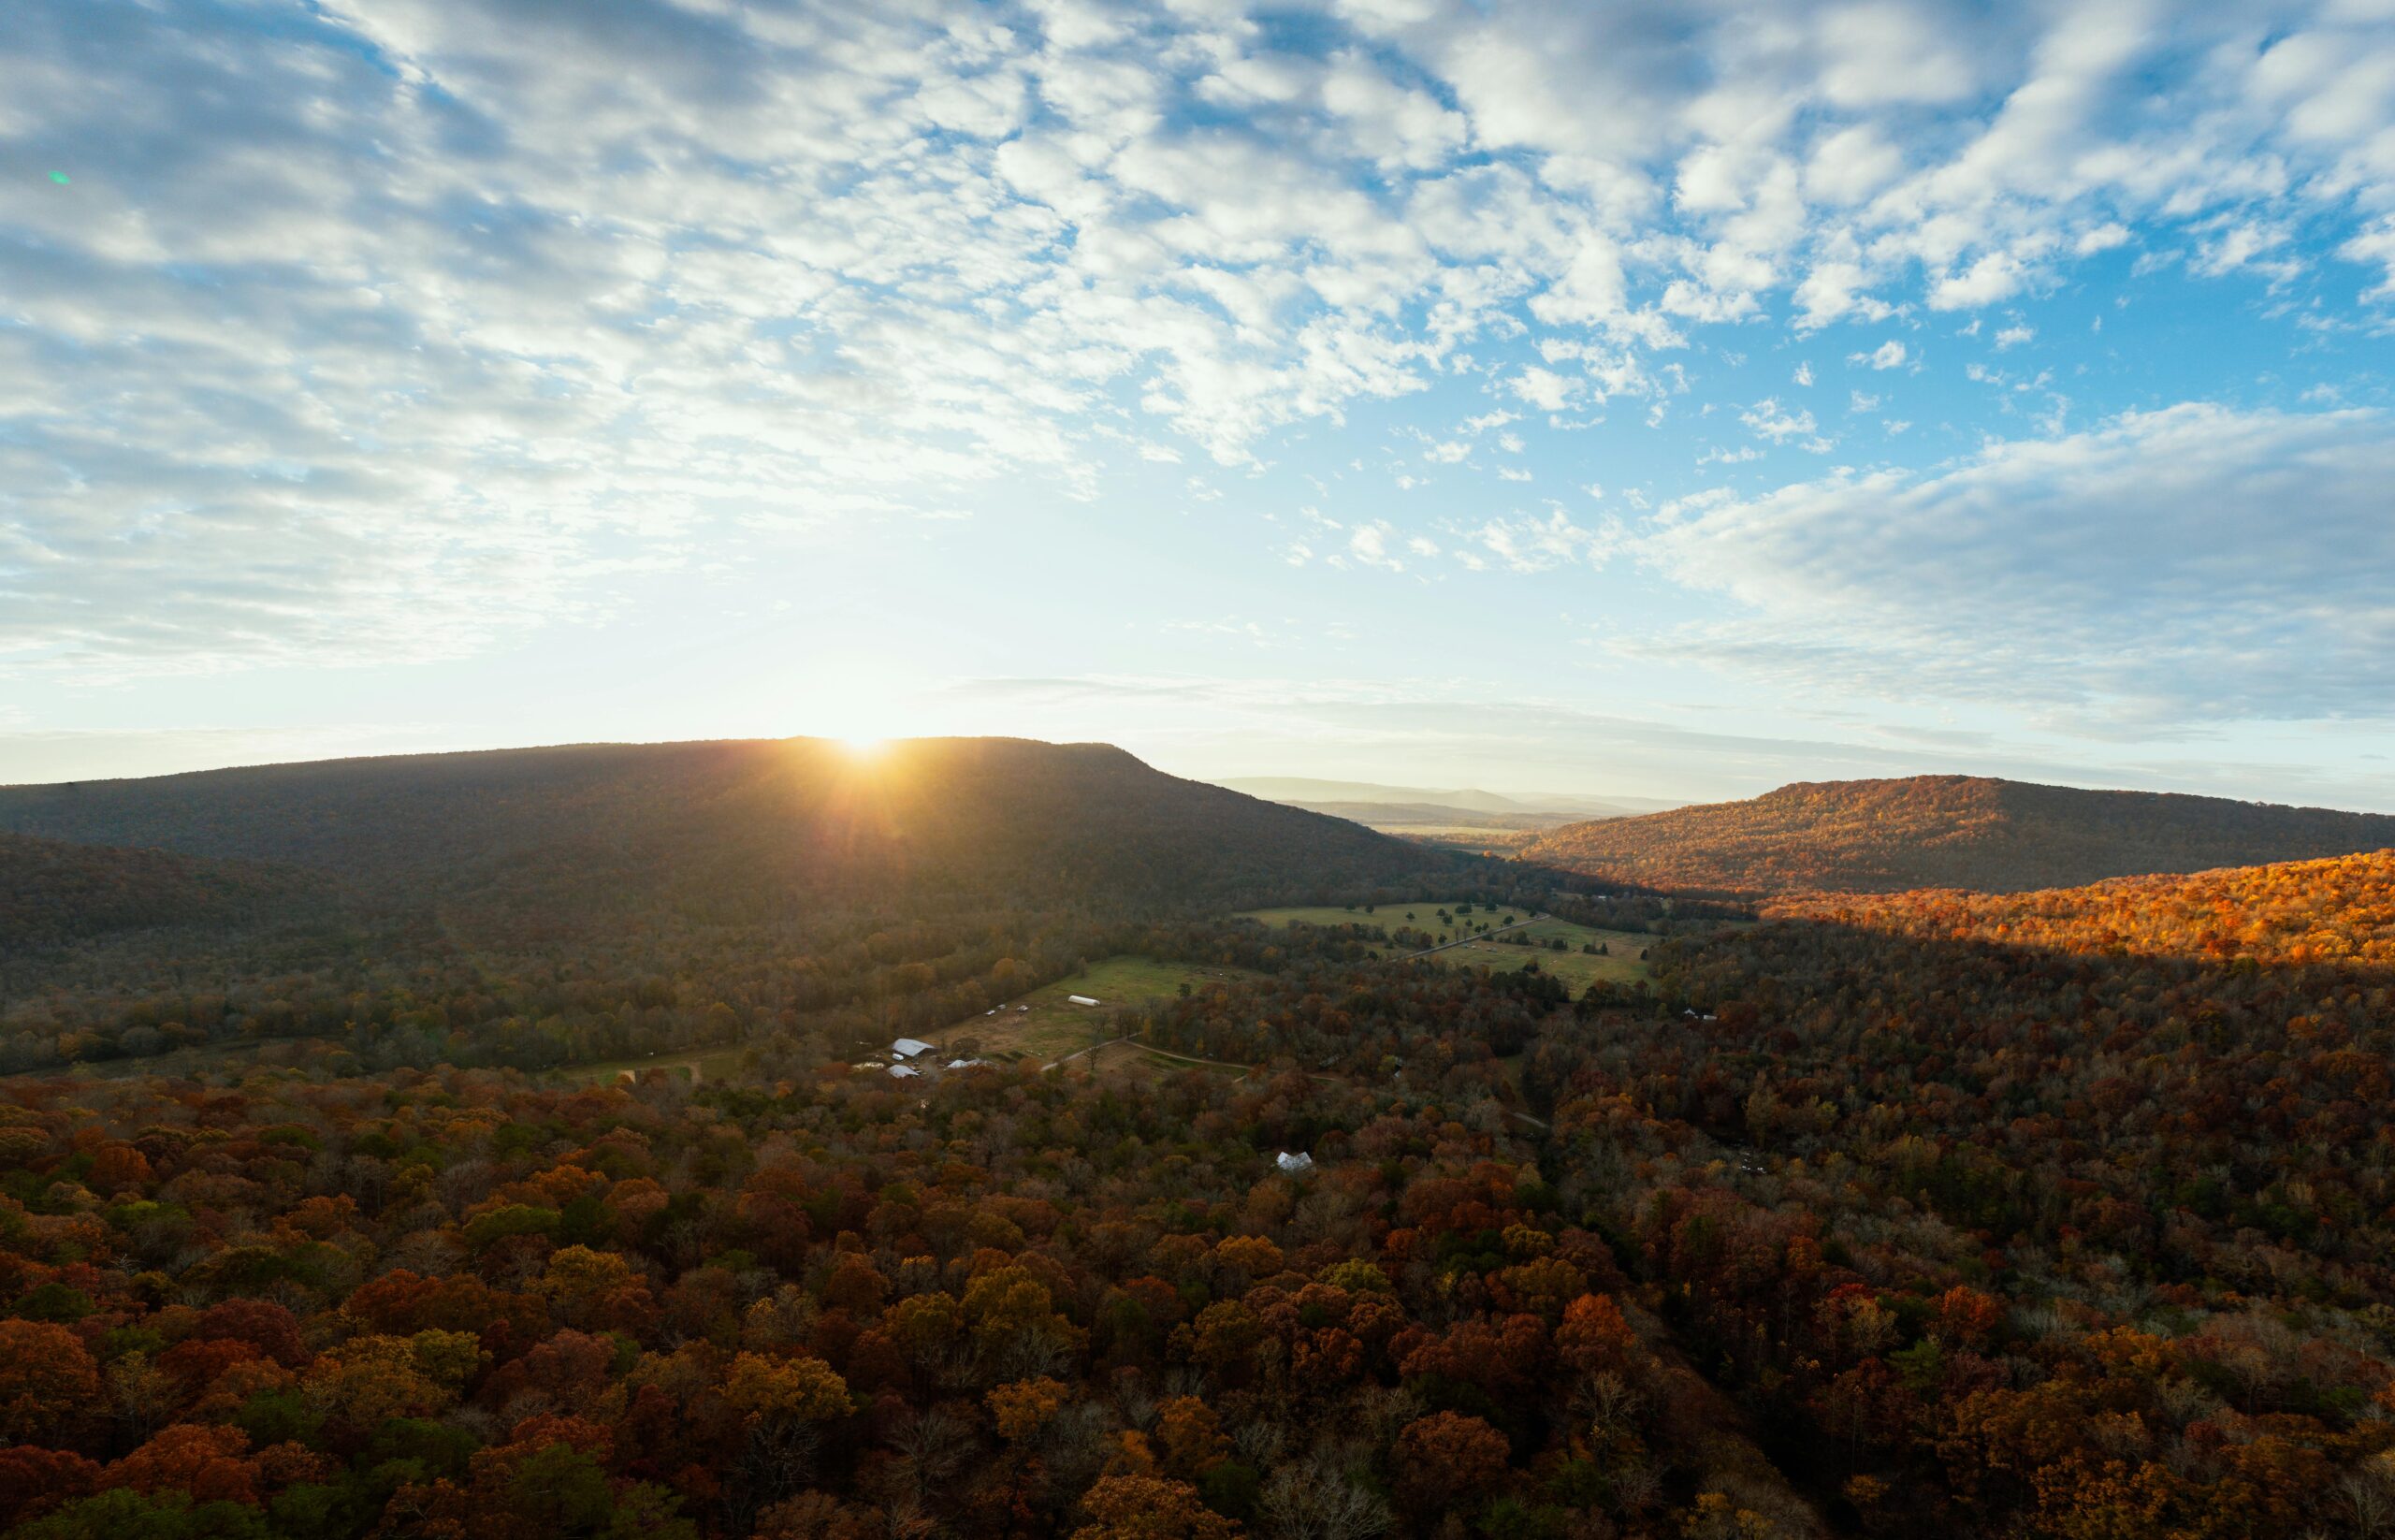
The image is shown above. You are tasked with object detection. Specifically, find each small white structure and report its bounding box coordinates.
[946,1058,986,1070]
[887,1064,921,1079]
[1067,995,1100,1008]
[891,1038,934,1059]
[1275,1151,1314,1174]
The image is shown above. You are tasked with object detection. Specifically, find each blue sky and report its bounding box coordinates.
[6,0,2395,807]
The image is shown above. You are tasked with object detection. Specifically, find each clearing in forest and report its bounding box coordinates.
[949,953,1262,1067]
[1236,898,1510,931]
[1238,902,1657,986]
[561,1045,751,1087]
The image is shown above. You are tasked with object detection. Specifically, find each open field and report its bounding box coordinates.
[1445,927,1656,988]
[948,953,1263,1067]
[559,1045,751,1086]
[1071,1040,1255,1085]
[1238,899,1531,935]
[1239,900,1658,989]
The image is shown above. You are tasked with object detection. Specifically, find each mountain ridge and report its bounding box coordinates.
[0,735,1448,916]
[1522,773,2395,894]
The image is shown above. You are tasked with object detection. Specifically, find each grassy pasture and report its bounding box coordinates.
[1445,927,1656,988]
[1238,899,1658,989]
[1237,899,1529,934]
[950,953,1261,1067]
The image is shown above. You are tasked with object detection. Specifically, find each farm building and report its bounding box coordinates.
[1275,1152,1314,1174]
[887,1064,921,1079]
[1067,995,1100,1007]
[891,1039,934,1059]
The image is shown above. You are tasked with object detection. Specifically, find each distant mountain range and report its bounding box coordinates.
[1217,777,1680,829]
[1523,774,2395,894]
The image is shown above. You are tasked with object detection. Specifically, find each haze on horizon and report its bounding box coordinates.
[7,0,2395,811]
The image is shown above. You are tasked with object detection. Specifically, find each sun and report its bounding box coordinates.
[836,734,889,760]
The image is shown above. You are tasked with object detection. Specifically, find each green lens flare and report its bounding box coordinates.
[49,171,69,184]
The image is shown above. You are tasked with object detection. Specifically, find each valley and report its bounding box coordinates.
[5,742,2395,1540]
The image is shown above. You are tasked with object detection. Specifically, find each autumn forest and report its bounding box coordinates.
[4,744,2395,1540]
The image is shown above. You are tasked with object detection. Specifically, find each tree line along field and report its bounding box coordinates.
[1236,900,1657,989]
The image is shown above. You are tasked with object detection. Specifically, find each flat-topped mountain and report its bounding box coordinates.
[1522,774,2395,894]
[1,736,1443,918]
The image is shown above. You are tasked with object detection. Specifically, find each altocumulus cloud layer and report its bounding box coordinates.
[4,0,2395,742]
[1638,405,2395,731]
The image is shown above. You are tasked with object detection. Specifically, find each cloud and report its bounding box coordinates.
[946,671,2395,811]
[7,0,2395,688]
[1343,519,1407,571]
[1509,366,1580,412]
[1739,399,1826,448]
[1851,340,1909,370]
[1454,510,1617,573]
[1637,405,2395,728]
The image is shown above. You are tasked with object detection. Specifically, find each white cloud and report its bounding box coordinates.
[1509,366,1580,412]
[1345,519,1407,571]
[1851,340,1909,370]
[1639,405,2395,726]
[2344,216,2395,298]
[1457,510,1617,573]
[2193,221,2295,280]
[8,0,2395,686]
[1740,398,1822,443]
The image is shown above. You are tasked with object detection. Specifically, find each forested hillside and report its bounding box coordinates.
[0,835,327,952]
[1524,774,2395,893]
[5,850,2395,1539]
[0,739,1459,1075]
[0,738,1428,913]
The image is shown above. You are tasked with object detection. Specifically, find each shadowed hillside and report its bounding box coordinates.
[1523,774,2395,893]
[0,736,1440,917]
[0,834,327,951]
[0,738,1459,1073]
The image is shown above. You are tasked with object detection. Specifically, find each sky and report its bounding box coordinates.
[6,0,2395,808]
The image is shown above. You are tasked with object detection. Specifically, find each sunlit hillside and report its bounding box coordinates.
[1524,774,2395,894]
